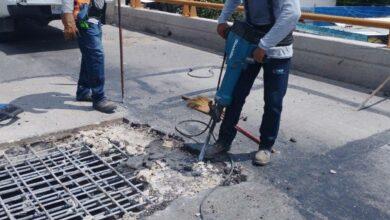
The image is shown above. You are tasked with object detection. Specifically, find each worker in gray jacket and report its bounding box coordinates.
[62,0,116,113]
[206,0,301,165]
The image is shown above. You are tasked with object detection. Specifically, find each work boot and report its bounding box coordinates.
[253,149,271,166]
[93,99,117,113]
[76,93,92,102]
[204,141,229,159]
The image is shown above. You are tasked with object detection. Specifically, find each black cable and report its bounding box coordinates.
[176,53,227,145]
[174,119,213,144]
[187,68,216,79]
[175,52,233,220]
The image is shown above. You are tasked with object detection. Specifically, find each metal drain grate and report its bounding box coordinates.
[0,143,151,220]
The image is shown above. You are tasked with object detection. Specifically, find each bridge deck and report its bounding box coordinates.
[0,21,389,219]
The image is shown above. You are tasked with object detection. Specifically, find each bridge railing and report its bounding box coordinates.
[128,0,390,47]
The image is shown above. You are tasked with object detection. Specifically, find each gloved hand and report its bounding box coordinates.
[62,13,78,40]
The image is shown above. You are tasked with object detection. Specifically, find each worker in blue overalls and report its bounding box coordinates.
[206,0,301,165]
[62,0,116,113]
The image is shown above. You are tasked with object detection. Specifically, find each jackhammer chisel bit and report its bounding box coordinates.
[198,102,223,161]
[199,119,216,161]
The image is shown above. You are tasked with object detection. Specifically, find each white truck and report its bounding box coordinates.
[0,0,63,41]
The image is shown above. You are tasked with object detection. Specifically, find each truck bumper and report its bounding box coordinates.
[16,0,62,6]
[7,5,61,21]
[0,17,15,33]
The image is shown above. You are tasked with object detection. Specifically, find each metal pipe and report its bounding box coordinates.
[152,0,390,30]
[154,0,230,10]
[235,125,260,145]
[388,32,390,48]
[302,12,390,29]
[118,0,125,102]
[357,76,390,111]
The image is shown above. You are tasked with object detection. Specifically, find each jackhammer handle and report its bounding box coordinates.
[245,56,269,64]
[245,57,256,64]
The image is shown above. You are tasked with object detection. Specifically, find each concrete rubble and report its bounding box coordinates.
[32,122,248,218]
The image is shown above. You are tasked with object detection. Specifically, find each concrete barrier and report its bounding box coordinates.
[106,4,225,51]
[106,4,390,92]
[293,33,390,92]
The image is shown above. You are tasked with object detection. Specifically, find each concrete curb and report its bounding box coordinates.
[106,4,390,92]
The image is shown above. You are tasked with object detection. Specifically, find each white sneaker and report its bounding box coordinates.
[253,150,271,166]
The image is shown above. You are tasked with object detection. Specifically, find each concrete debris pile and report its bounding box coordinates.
[68,123,247,211]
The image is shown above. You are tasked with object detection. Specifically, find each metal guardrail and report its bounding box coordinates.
[128,0,390,47]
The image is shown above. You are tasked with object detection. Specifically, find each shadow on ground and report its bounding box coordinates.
[0,21,78,55]
[9,92,92,113]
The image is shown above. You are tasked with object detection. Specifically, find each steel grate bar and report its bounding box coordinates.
[0,160,119,193]
[0,195,15,220]
[0,143,149,219]
[0,151,124,198]
[56,146,129,214]
[18,168,121,216]
[84,144,153,204]
[1,168,116,208]
[0,147,120,179]
[62,147,141,209]
[21,159,76,218]
[2,170,134,214]
[28,146,92,217]
[3,155,53,220]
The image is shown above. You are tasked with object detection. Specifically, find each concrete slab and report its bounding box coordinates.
[0,76,124,144]
[148,182,307,220]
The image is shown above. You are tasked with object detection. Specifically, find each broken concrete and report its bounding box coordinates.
[0,120,247,219]
[73,123,247,207]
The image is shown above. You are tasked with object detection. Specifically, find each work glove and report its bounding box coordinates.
[62,13,78,40]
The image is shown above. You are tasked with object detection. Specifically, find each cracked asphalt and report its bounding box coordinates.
[1,21,389,219]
